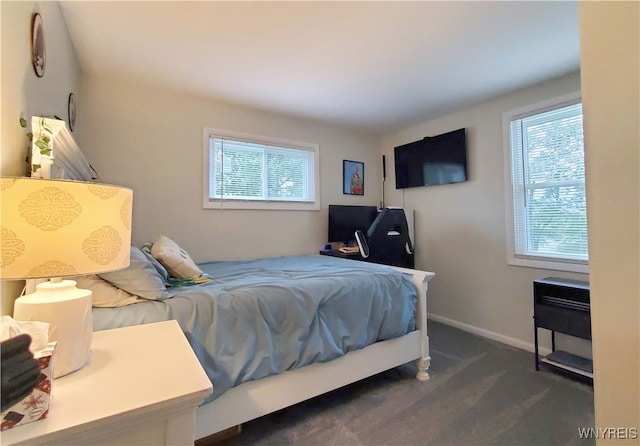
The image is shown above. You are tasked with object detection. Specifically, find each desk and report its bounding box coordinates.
[1,320,212,445]
[319,249,415,268]
[319,249,362,260]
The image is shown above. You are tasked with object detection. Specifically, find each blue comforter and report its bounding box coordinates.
[93,255,417,403]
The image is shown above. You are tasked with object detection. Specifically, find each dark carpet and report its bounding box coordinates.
[218,321,595,446]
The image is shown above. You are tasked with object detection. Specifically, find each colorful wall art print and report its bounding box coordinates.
[343,160,364,195]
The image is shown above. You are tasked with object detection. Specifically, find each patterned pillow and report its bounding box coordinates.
[151,235,202,279]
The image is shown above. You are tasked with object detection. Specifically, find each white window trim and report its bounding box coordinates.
[203,127,320,211]
[503,91,589,274]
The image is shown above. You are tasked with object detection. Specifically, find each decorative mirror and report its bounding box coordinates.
[31,13,46,78]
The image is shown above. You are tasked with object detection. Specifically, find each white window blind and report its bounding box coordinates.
[507,97,588,269]
[203,129,319,211]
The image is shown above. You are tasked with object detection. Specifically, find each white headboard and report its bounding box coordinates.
[26,117,98,294]
[31,116,95,181]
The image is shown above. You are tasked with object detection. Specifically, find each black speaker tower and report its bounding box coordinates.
[382,155,387,179]
[381,155,386,208]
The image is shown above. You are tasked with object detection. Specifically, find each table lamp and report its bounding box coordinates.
[1,177,132,377]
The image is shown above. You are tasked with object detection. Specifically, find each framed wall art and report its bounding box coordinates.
[31,12,46,78]
[343,160,364,195]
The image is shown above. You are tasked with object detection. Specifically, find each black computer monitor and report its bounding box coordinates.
[328,205,378,245]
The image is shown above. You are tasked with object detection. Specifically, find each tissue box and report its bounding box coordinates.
[1,343,55,431]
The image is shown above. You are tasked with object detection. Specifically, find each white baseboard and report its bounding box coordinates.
[427,313,552,357]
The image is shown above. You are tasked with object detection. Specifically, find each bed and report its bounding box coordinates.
[90,253,434,440]
[28,117,435,440]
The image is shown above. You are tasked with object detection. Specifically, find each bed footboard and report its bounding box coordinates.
[390,266,435,381]
[194,264,434,440]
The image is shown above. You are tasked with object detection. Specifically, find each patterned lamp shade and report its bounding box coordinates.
[1,177,133,378]
[0,177,133,279]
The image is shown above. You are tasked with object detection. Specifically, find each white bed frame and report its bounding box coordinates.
[194,265,435,440]
[29,124,435,440]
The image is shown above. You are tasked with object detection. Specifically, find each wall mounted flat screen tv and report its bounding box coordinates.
[394,128,468,189]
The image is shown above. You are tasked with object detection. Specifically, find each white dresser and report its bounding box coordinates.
[1,320,212,445]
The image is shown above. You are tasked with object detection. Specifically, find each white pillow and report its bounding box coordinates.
[151,235,202,279]
[73,275,145,308]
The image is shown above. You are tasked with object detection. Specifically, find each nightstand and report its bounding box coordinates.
[533,277,592,379]
[1,320,212,445]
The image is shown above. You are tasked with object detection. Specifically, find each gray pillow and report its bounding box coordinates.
[141,248,170,282]
[98,246,170,300]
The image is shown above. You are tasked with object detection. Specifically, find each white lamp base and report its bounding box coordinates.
[13,279,92,378]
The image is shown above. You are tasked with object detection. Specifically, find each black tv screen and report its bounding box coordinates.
[328,205,378,244]
[394,128,468,189]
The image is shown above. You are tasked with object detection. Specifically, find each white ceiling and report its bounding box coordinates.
[59,1,580,134]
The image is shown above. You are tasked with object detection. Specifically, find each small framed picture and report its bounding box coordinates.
[31,13,46,78]
[68,93,76,131]
[343,160,364,195]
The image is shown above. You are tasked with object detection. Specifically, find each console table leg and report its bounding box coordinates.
[534,324,540,371]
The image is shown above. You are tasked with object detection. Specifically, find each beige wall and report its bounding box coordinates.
[3,0,638,434]
[381,72,590,355]
[0,1,80,314]
[75,75,380,262]
[579,1,639,439]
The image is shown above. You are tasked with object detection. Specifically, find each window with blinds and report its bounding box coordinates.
[505,93,588,272]
[203,129,319,210]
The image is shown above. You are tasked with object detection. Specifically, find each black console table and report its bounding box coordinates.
[533,277,592,379]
